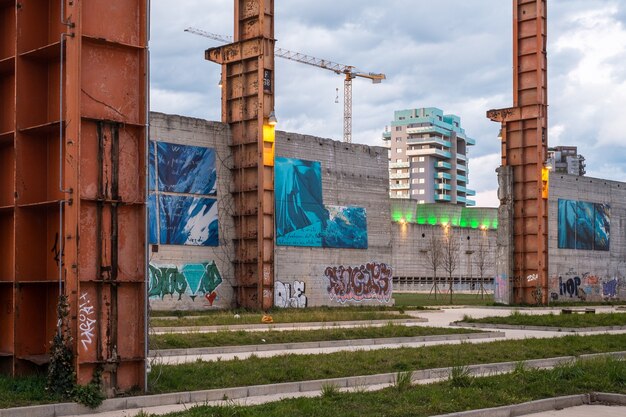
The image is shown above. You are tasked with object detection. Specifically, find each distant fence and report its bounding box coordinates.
[392,276,495,293]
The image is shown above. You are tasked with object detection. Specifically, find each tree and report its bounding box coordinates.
[474,233,495,299]
[423,233,443,299]
[441,229,461,304]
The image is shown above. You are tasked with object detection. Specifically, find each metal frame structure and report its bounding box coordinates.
[187,27,385,144]
[206,0,276,309]
[488,0,549,304]
[0,0,148,393]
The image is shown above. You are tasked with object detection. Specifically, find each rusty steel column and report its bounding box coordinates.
[487,0,548,304]
[206,0,276,309]
[1,0,147,393]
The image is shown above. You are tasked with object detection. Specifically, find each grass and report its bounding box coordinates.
[154,357,626,416]
[147,333,626,394]
[460,311,626,328]
[149,324,480,350]
[393,292,495,307]
[150,307,412,327]
[0,374,59,409]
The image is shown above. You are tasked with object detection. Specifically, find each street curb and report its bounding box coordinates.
[151,331,505,357]
[153,311,407,321]
[2,351,624,417]
[451,321,626,333]
[431,392,626,417]
[152,318,428,333]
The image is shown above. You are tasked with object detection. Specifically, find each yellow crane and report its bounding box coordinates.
[185,27,386,143]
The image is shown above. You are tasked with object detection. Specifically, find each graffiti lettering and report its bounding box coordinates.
[148,262,223,304]
[603,279,618,298]
[527,274,538,282]
[51,233,64,267]
[275,281,307,308]
[559,276,582,298]
[79,293,96,351]
[324,262,392,304]
[494,274,509,303]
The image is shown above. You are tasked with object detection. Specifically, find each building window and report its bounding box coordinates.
[418,200,425,204]
[411,189,419,195]
[396,158,403,163]
[419,178,425,184]
[419,189,425,195]
[399,116,406,120]
[411,179,419,184]
[418,157,425,162]
[396,148,403,154]
[395,137,402,142]
[395,126,402,131]
[419,167,425,173]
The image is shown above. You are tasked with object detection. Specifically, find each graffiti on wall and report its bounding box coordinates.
[324,262,392,304]
[274,157,368,249]
[549,270,624,301]
[558,199,610,251]
[148,140,218,246]
[149,261,223,305]
[494,274,509,304]
[79,293,96,351]
[274,281,307,308]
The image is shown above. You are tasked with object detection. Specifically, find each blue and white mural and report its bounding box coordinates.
[148,141,218,246]
[558,199,610,251]
[275,157,368,249]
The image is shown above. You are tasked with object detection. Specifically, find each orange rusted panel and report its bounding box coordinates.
[207,0,275,309]
[488,0,548,304]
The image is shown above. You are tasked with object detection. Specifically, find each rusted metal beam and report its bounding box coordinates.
[206,0,275,309]
[487,0,548,304]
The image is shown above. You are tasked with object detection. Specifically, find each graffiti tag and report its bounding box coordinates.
[324,262,392,304]
[148,262,223,303]
[79,293,96,351]
[603,279,618,298]
[275,281,307,308]
[51,233,64,267]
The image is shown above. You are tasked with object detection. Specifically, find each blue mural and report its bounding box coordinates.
[275,157,368,249]
[159,195,218,246]
[149,261,223,305]
[156,141,217,195]
[275,157,326,247]
[323,206,368,249]
[148,193,158,244]
[558,199,610,251]
[148,140,219,246]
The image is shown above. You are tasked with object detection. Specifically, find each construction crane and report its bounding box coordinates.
[185,27,386,143]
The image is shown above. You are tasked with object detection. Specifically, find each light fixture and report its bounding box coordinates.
[268,110,278,126]
[218,78,223,88]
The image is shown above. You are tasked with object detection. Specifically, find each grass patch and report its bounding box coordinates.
[148,333,626,394]
[0,374,59,409]
[461,312,626,328]
[154,357,626,417]
[393,292,495,307]
[149,324,479,350]
[150,308,411,328]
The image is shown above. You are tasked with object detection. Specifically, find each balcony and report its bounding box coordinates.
[406,148,452,159]
[436,183,452,191]
[382,131,391,140]
[407,137,452,148]
[456,163,467,172]
[435,172,452,180]
[389,161,410,169]
[466,199,476,207]
[457,175,467,183]
[436,161,452,170]
[390,172,409,180]
[390,193,410,199]
[390,183,410,190]
[435,194,452,202]
[456,154,467,162]
[457,185,467,193]
[466,189,476,196]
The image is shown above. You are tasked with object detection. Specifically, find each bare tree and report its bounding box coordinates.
[474,234,495,299]
[423,234,443,299]
[441,229,461,304]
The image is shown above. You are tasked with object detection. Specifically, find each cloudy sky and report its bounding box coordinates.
[150,1,626,207]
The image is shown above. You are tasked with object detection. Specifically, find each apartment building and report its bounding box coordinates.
[547,146,586,176]
[383,107,476,206]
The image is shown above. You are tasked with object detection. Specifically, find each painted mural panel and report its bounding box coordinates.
[557,199,610,251]
[275,157,326,247]
[156,141,217,195]
[149,141,156,191]
[549,271,624,302]
[323,206,368,249]
[158,195,218,246]
[324,262,392,303]
[275,157,368,249]
[149,261,223,306]
[148,193,158,244]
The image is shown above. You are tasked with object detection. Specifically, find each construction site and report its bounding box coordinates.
[0,0,625,416]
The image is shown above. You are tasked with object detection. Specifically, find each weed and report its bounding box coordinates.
[449,365,474,388]
[394,371,413,392]
[320,383,340,398]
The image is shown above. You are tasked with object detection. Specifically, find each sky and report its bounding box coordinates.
[150,1,626,207]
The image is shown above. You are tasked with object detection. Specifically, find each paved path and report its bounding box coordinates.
[525,405,626,417]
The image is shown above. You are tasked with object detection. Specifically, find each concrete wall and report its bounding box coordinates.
[548,174,626,302]
[148,113,236,310]
[274,131,393,307]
